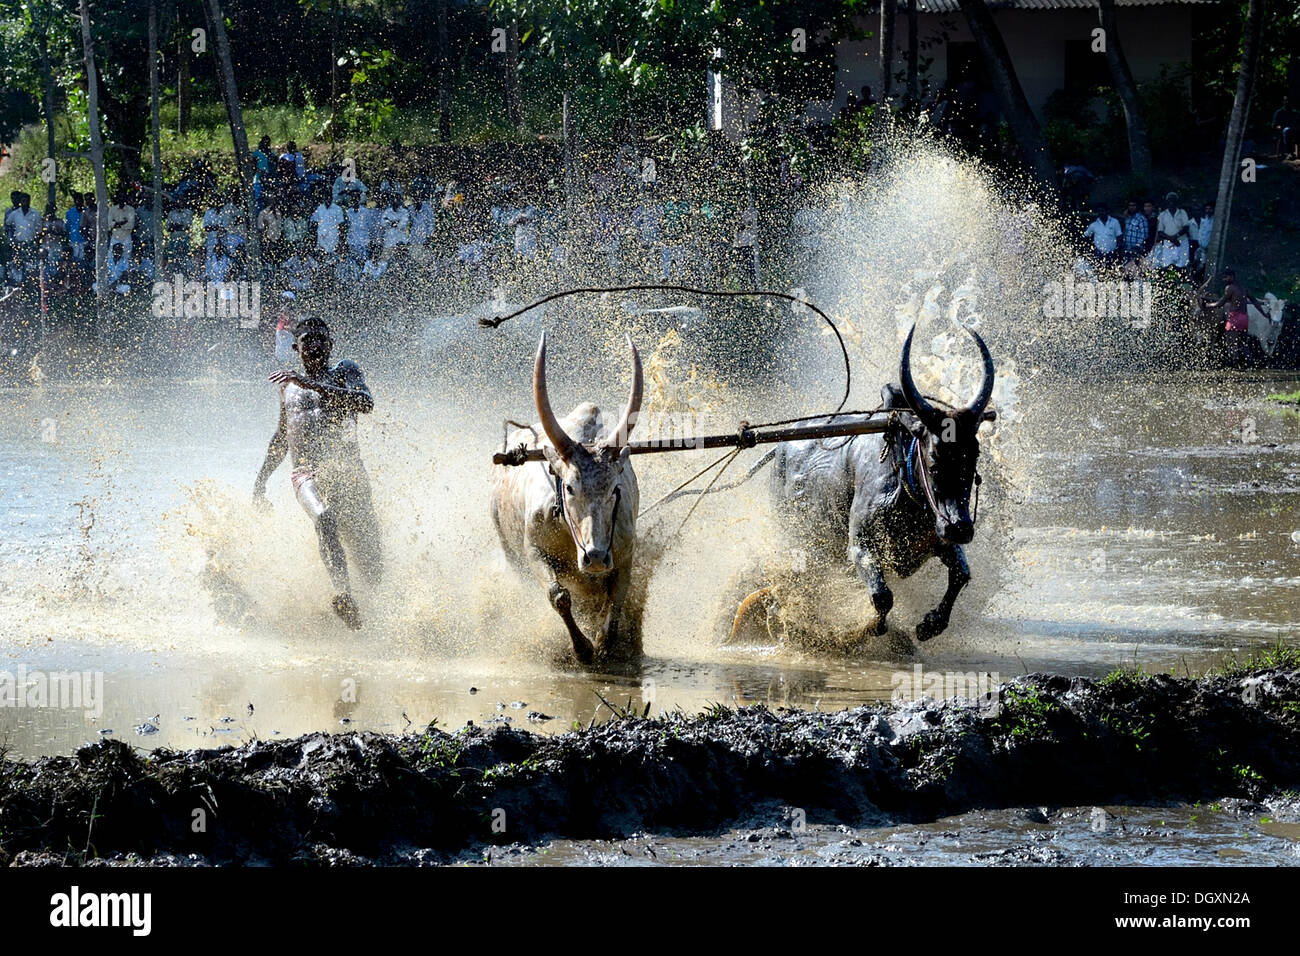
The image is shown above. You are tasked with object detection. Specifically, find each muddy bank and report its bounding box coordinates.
[2,668,1298,865]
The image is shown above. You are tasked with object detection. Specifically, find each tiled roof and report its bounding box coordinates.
[901,0,1213,11]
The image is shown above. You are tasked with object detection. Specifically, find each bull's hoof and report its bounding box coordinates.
[864,614,889,637]
[915,611,948,642]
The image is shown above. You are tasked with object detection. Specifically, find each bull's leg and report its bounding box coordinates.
[548,581,595,664]
[849,543,893,635]
[595,568,631,659]
[916,544,970,642]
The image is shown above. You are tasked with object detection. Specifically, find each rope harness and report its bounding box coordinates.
[897,431,983,528]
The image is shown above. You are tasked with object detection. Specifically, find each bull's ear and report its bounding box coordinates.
[542,444,563,473]
[618,446,632,468]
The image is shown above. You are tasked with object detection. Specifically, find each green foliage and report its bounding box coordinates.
[334,48,399,140]
[992,685,1057,739]
[1215,639,1300,678]
[1098,666,1148,691]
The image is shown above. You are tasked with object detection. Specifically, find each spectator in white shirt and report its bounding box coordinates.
[106,190,136,258]
[257,202,284,258]
[311,197,345,256]
[4,192,43,266]
[281,243,319,292]
[380,195,410,251]
[1083,203,1124,264]
[409,195,437,247]
[1150,192,1190,269]
[1191,200,1214,271]
[345,194,375,261]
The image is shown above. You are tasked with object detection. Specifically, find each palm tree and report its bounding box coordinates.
[149,0,163,270]
[954,0,1055,184]
[1205,0,1266,283]
[203,0,262,271]
[78,0,109,303]
[1098,0,1152,186]
[34,1,58,211]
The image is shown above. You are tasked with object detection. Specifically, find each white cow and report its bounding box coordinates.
[491,332,644,664]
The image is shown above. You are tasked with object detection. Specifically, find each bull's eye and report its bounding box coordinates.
[565,484,576,497]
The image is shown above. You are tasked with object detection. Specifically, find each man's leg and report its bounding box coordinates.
[293,469,361,628]
[335,477,384,588]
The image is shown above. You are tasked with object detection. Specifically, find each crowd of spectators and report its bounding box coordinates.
[1080,191,1217,279]
[2,136,831,340]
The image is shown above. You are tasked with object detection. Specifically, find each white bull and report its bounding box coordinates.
[491,332,644,665]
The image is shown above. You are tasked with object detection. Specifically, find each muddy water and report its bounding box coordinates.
[480,804,1300,867]
[1,362,1298,761]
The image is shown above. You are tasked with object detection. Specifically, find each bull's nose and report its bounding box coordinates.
[580,549,612,574]
[943,520,974,544]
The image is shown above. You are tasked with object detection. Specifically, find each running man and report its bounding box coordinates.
[1201,268,1267,366]
[252,315,382,628]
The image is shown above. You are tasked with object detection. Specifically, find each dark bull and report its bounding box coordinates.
[768,324,996,641]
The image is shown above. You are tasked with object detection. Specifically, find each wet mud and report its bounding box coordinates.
[3,666,1298,866]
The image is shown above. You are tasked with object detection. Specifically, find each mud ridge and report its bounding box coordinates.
[2,669,1298,865]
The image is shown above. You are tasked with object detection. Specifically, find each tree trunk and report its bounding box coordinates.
[78,0,109,305]
[1098,0,1152,186]
[562,91,575,220]
[36,23,58,211]
[906,0,919,104]
[954,0,1055,184]
[1205,0,1265,283]
[875,0,896,143]
[178,30,191,135]
[436,0,451,141]
[329,0,338,146]
[203,0,262,272]
[150,1,164,269]
[506,20,522,129]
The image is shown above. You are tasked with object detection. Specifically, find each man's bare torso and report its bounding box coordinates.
[283,361,367,470]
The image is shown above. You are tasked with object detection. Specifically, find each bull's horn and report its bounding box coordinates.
[899,324,948,433]
[962,324,996,419]
[602,335,644,449]
[533,331,579,461]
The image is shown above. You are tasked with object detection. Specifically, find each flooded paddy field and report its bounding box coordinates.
[2,356,1299,864]
[1,366,1298,760]
[2,139,1298,865]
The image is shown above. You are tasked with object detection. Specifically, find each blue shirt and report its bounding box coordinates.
[65,207,84,243]
[1123,214,1148,250]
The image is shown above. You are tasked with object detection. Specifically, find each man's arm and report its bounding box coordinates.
[268,361,374,413]
[253,400,289,497]
[1203,284,1234,309]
